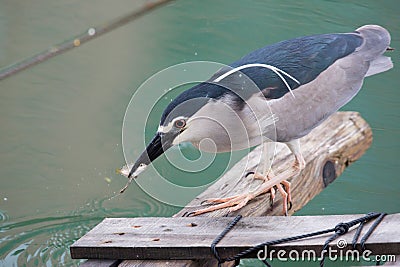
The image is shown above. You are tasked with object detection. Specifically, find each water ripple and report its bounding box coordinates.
[0,193,177,267]
[0,196,112,267]
[0,210,9,224]
[0,214,95,267]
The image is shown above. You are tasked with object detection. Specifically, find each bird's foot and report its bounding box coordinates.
[186,194,252,216]
[246,171,276,209]
[186,169,295,217]
[247,172,292,215]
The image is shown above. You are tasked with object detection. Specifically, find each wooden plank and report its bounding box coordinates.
[117,259,208,267]
[79,259,121,267]
[71,214,400,261]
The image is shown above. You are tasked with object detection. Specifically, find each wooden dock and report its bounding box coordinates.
[71,111,392,267]
[71,214,400,261]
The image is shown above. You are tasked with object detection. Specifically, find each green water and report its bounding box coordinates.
[0,1,399,266]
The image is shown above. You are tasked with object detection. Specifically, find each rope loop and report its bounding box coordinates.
[334,222,350,235]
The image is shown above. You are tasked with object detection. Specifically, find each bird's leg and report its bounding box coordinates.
[187,142,300,217]
[257,142,277,207]
[286,139,306,171]
[251,142,292,214]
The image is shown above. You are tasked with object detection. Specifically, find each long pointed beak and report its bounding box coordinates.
[127,132,174,178]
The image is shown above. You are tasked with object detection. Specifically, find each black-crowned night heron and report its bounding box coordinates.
[120,25,393,216]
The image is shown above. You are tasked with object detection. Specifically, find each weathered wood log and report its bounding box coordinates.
[80,111,373,266]
[72,214,400,260]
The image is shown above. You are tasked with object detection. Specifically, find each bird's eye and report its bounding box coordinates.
[174,119,186,129]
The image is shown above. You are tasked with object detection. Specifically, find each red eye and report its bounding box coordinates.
[174,119,186,128]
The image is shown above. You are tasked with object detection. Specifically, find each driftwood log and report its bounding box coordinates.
[81,111,373,267]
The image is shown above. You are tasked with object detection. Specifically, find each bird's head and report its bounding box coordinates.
[126,115,189,178]
[126,83,212,179]
[125,74,263,179]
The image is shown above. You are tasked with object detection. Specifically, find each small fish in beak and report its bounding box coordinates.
[117,131,177,194]
[117,163,148,178]
[117,163,148,193]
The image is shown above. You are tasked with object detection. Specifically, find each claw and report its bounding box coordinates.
[184,211,196,217]
[181,211,189,217]
[200,199,211,206]
[182,211,198,217]
[288,201,293,210]
[245,171,255,178]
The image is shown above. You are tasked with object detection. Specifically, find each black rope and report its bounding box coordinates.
[210,212,386,267]
[352,220,366,249]
[211,215,242,267]
[360,212,386,251]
